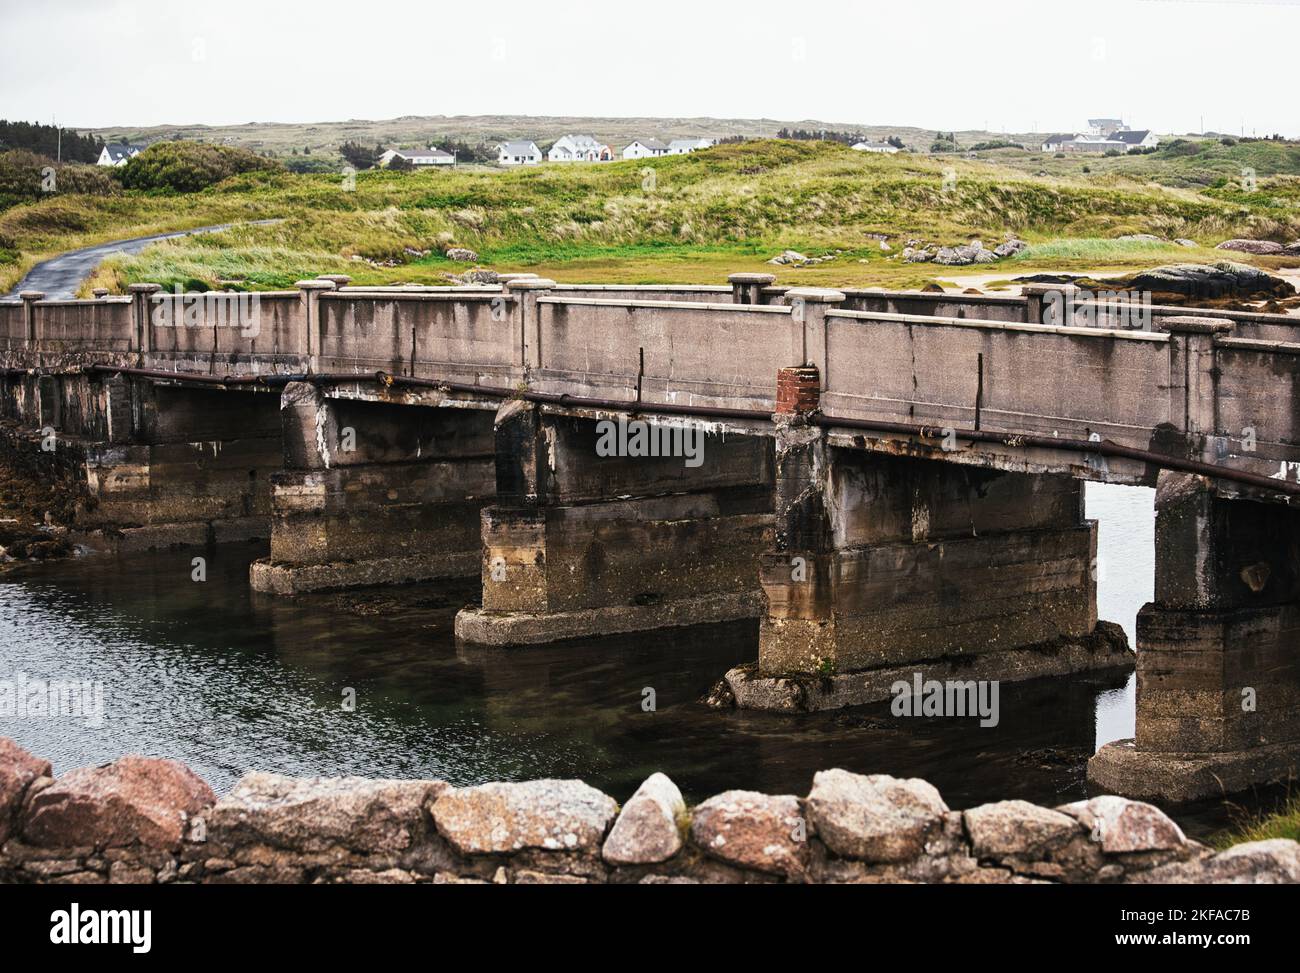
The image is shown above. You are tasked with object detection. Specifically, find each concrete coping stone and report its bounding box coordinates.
[829,307,1171,342]
[336,284,500,293]
[18,291,45,301]
[322,290,504,302]
[846,287,1024,304]
[535,296,793,314]
[505,278,558,291]
[785,286,847,303]
[728,272,778,285]
[126,283,164,294]
[1021,283,1080,297]
[1157,315,1235,334]
[47,298,133,306]
[555,283,730,292]
[295,279,337,290]
[1216,336,1300,355]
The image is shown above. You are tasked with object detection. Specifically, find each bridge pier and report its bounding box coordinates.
[250,381,494,594]
[727,367,1133,711]
[1,371,281,549]
[1089,473,1300,801]
[454,401,773,644]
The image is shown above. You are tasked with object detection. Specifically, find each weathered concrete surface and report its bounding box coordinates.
[755,417,1110,693]
[455,403,774,644]
[722,622,1133,712]
[1089,472,1300,800]
[0,372,282,550]
[4,740,1295,884]
[250,381,494,593]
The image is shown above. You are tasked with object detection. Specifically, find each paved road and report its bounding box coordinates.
[4,220,282,299]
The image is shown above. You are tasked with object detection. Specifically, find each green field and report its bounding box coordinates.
[3,138,1298,295]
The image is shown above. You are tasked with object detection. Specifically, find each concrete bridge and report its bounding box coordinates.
[2,272,1298,803]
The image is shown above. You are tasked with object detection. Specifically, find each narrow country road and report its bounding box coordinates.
[4,220,282,299]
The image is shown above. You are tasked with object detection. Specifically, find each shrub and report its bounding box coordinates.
[0,149,45,204]
[284,157,338,174]
[51,163,119,196]
[0,151,118,206]
[119,141,281,192]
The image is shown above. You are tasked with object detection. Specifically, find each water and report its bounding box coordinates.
[0,482,1250,837]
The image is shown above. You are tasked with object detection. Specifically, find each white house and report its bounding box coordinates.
[97,143,145,166]
[378,147,456,167]
[1040,134,1074,152]
[497,140,542,166]
[665,138,715,155]
[547,135,613,162]
[622,139,669,160]
[851,141,900,154]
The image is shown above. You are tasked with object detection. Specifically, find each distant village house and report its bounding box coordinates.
[97,143,145,166]
[378,147,456,167]
[622,138,670,160]
[666,138,716,155]
[497,140,542,166]
[548,135,613,162]
[851,141,900,154]
[1041,121,1159,154]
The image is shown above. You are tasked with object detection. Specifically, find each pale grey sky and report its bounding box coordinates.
[1,0,1295,135]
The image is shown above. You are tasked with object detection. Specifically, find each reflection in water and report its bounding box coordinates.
[0,481,1252,837]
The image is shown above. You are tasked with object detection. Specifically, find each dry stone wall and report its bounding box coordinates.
[1,738,1296,885]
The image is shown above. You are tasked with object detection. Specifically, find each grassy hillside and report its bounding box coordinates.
[2,139,1297,294]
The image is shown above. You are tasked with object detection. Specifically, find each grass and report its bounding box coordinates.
[2,139,1298,295]
[1212,792,1300,849]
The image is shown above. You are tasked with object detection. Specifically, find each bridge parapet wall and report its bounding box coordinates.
[3,279,1299,494]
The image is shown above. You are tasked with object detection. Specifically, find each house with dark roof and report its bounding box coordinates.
[1112,129,1159,149]
[622,139,669,160]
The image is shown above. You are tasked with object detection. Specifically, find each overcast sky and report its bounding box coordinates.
[1,0,1296,136]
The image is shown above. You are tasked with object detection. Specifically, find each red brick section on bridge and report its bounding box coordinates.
[776,365,821,415]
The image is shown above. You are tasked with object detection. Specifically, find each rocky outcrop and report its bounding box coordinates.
[1,738,1296,884]
[767,249,839,267]
[904,238,1026,265]
[444,247,479,262]
[1116,261,1295,302]
[1216,239,1284,255]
